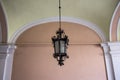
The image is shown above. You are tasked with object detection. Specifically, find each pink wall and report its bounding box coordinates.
[12,45,106,80]
[11,22,107,80]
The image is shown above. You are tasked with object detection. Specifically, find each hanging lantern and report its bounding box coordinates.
[51,0,69,66]
[52,28,69,66]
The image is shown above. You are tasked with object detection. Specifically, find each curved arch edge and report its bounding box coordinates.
[9,17,107,43]
[110,2,120,41]
[117,18,120,41]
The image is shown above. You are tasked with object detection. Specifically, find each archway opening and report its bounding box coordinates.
[12,22,107,80]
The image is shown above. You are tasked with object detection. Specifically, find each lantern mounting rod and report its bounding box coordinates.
[59,0,61,29]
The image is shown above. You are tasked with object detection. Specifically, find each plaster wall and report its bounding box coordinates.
[12,45,107,80]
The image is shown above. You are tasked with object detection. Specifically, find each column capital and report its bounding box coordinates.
[101,43,110,55]
[108,42,120,55]
[0,44,16,59]
[0,45,9,53]
[0,45,8,59]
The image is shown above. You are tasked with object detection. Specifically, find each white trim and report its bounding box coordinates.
[9,17,107,43]
[0,23,2,42]
[0,45,16,80]
[110,2,120,41]
[117,18,120,41]
[3,54,14,80]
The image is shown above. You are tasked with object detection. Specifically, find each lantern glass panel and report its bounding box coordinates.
[60,40,65,53]
[55,41,59,53]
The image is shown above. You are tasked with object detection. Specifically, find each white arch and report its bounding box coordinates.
[117,18,120,41]
[9,17,107,43]
[4,17,107,80]
[110,2,120,41]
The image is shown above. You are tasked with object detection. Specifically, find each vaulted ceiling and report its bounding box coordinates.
[1,0,120,40]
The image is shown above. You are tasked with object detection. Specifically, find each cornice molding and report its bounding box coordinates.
[108,42,120,55]
[101,43,110,55]
[0,45,8,53]
[0,45,8,59]
[0,44,16,59]
[101,42,120,55]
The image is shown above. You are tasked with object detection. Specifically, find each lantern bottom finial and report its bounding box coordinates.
[58,60,64,66]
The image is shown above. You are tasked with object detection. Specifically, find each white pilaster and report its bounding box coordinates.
[108,42,120,80]
[3,45,16,80]
[101,43,115,80]
[0,45,9,80]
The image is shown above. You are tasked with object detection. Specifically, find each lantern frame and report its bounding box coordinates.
[52,28,69,66]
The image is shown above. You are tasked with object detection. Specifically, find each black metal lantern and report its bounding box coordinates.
[51,0,69,66]
[52,28,69,66]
